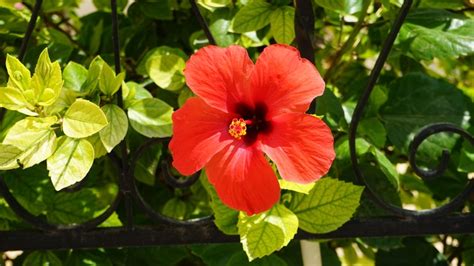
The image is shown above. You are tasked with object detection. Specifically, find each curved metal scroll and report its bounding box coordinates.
[349,0,474,218]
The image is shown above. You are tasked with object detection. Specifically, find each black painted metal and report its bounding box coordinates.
[18,0,42,61]
[294,0,315,63]
[0,0,473,251]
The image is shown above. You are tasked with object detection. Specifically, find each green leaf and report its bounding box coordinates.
[334,136,370,162]
[162,198,188,220]
[191,244,243,266]
[134,141,162,186]
[23,251,62,266]
[3,116,57,168]
[63,99,108,139]
[0,86,28,110]
[314,0,364,14]
[65,250,113,266]
[0,144,22,170]
[138,0,173,20]
[126,246,188,266]
[199,0,232,9]
[370,147,399,188]
[397,9,474,60]
[80,56,104,94]
[86,134,108,159]
[141,47,187,91]
[227,252,288,266]
[458,140,474,173]
[47,186,115,224]
[279,179,315,194]
[233,0,274,33]
[238,204,298,261]
[375,238,448,266]
[6,54,31,92]
[99,63,125,95]
[289,178,363,233]
[99,212,123,227]
[359,117,386,148]
[201,171,239,235]
[178,87,194,107]
[315,87,346,129]
[381,73,469,153]
[128,98,173,138]
[63,62,88,92]
[419,0,466,11]
[3,165,55,216]
[99,104,128,152]
[270,7,295,44]
[93,0,128,12]
[209,9,237,47]
[31,49,63,106]
[47,137,95,191]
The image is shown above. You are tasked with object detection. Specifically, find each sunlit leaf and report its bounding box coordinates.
[128,98,173,138]
[63,62,88,92]
[63,99,108,139]
[99,104,128,152]
[279,179,315,194]
[0,144,22,170]
[47,136,94,191]
[238,204,298,261]
[3,116,57,168]
[5,54,31,92]
[289,178,363,233]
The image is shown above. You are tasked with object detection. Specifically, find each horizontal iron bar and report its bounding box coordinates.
[1,214,473,251]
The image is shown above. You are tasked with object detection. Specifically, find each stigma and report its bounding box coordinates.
[228,118,247,139]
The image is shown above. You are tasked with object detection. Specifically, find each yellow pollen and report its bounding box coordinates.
[228,118,247,139]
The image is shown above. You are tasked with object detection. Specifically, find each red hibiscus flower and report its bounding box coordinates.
[169,44,335,215]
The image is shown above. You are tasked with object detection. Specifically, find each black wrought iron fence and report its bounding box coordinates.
[0,0,473,251]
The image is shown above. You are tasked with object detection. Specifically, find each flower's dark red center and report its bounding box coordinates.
[228,102,271,145]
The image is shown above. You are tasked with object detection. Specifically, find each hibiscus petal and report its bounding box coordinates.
[170,97,235,176]
[250,44,325,117]
[184,45,254,113]
[206,143,280,215]
[261,113,335,183]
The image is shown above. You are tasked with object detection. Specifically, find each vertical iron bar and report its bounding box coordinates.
[18,0,43,61]
[111,0,133,230]
[294,0,317,113]
[189,0,216,45]
[294,0,315,63]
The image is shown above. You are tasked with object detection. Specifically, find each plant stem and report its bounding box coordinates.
[324,0,372,82]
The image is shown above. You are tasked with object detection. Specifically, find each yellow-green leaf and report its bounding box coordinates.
[162,198,188,220]
[279,179,315,194]
[47,137,95,191]
[99,63,125,96]
[128,98,173,138]
[289,178,363,234]
[63,61,88,92]
[99,104,128,152]
[0,86,28,110]
[0,144,22,170]
[63,99,108,138]
[86,134,108,159]
[145,47,186,91]
[238,204,298,261]
[6,54,31,91]
[31,49,63,106]
[270,7,295,44]
[3,116,58,168]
